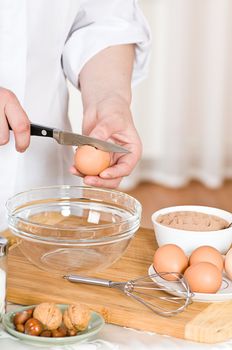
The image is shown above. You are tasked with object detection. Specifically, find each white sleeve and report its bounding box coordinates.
[62,0,151,88]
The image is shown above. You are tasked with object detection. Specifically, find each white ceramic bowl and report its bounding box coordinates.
[151,205,232,255]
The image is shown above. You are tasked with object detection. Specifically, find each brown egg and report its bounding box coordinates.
[189,246,224,271]
[153,244,188,281]
[225,248,232,280]
[184,262,222,293]
[74,145,110,176]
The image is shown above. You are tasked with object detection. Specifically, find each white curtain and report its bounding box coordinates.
[69,0,232,189]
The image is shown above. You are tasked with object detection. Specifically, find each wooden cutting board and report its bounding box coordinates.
[6,227,232,344]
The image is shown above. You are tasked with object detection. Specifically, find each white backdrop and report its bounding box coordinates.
[68,0,232,189]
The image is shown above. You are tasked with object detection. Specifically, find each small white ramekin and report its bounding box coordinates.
[151,205,232,255]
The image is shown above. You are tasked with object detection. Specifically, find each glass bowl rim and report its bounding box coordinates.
[6,185,142,244]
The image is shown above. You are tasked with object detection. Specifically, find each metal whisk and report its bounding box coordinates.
[64,272,193,317]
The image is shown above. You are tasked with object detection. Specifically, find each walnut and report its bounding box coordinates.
[33,303,62,330]
[63,304,91,331]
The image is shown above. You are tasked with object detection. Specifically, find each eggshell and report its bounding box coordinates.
[74,145,110,176]
[184,262,222,293]
[189,245,224,272]
[153,244,188,281]
[225,248,232,280]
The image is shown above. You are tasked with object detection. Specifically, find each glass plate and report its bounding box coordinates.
[148,264,232,303]
[2,304,105,346]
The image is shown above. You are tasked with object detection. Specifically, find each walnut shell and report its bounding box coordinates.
[33,303,62,330]
[63,304,91,331]
[63,310,73,330]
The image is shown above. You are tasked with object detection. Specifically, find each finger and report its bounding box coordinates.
[0,111,10,145]
[88,114,126,141]
[69,165,84,178]
[5,102,30,152]
[83,175,122,189]
[100,161,133,179]
[100,144,141,179]
[0,89,16,146]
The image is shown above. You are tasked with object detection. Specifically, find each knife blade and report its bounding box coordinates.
[53,130,129,153]
[8,123,129,154]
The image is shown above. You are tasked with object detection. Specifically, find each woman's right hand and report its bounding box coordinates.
[0,87,30,152]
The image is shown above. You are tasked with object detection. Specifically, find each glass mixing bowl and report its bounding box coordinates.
[6,186,141,275]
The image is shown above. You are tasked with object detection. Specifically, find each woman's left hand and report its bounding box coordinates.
[70,95,142,188]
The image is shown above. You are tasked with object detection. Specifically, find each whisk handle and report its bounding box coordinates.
[64,274,112,288]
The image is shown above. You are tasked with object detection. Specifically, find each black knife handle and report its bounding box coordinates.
[30,123,54,138]
[8,122,54,138]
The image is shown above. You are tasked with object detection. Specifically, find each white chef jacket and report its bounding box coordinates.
[0,0,150,230]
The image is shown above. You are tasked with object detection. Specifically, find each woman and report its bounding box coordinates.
[0,0,150,229]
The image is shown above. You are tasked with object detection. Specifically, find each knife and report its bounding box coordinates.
[8,123,129,153]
